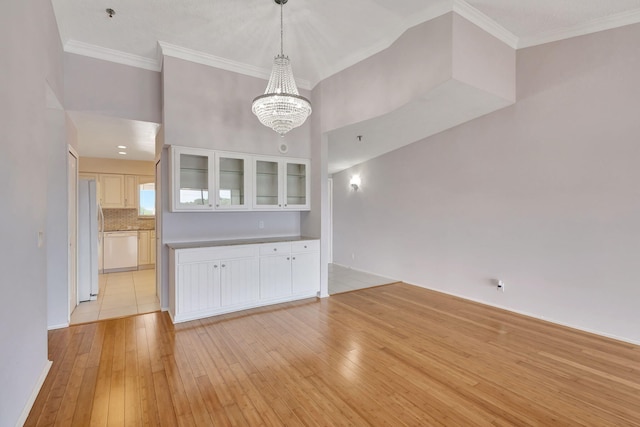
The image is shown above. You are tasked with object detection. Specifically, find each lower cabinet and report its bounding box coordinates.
[169,239,319,323]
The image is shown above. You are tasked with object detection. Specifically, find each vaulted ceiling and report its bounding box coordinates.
[53,0,640,165]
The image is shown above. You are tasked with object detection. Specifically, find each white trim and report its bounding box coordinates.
[453,0,519,49]
[47,323,69,330]
[15,360,52,427]
[158,41,313,90]
[65,40,161,72]
[518,8,640,49]
[404,281,640,346]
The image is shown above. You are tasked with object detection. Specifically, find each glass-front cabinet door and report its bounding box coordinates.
[284,159,310,210]
[171,147,215,211]
[254,157,282,209]
[215,152,249,210]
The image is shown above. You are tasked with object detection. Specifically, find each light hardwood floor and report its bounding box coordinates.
[27,283,640,426]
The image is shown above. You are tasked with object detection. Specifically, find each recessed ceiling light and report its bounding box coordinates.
[117,145,127,149]
[118,151,127,155]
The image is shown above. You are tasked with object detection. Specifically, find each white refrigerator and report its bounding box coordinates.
[78,179,103,301]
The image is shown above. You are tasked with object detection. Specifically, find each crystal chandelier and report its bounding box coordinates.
[252,0,312,136]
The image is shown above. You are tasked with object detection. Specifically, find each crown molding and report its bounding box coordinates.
[518,8,640,49]
[158,41,312,90]
[64,40,161,72]
[453,0,519,49]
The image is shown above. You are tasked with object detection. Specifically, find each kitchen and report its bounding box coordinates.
[72,155,159,323]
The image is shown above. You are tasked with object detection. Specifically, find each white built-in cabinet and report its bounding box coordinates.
[169,239,319,323]
[170,145,310,212]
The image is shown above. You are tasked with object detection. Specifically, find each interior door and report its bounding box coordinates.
[68,149,78,317]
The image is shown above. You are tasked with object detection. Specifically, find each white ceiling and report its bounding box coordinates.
[68,112,159,161]
[54,0,640,165]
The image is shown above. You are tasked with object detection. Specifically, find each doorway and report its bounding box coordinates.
[68,148,78,319]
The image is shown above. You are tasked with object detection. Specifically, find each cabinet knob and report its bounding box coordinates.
[292,257,296,260]
[273,248,277,251]
[209,204,213,207]
[221,264,226,268]
[287,257,290,260]
[285,204,287,207]
[279,204,281,207]
[304,245,307,248]
[216,204,219,207]
[214,265,218,268]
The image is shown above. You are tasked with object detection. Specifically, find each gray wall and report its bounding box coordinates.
[64,53,162,123]
[0,0,64,425]
[332,23,640,344]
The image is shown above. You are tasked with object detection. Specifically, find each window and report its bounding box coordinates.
[139,182,155,216]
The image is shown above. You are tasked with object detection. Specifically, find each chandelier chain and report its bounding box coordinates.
[280,0,284,56]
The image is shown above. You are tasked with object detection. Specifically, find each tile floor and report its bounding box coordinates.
[328,263,396,294]
[70,269,160,324]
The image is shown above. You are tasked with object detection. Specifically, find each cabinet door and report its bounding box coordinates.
[100,174,125,208]
[138,231,150,265]
[291,252,320,296]
[171,147,215,211]
[220,257,259,306]
[259,255,292,299]
[284,159,310,210]
[253,157,282,210]
[150,231,156,264]
[215,153,250,210]
[176,261,221,315]
[124,175,137,208]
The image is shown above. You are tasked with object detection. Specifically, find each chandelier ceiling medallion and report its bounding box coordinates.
[252,0,312,136]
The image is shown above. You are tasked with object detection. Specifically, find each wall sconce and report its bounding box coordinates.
[350,175,361,191]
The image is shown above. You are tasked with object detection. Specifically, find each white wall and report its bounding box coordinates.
[332,23,640,344]
[0,0,64,425]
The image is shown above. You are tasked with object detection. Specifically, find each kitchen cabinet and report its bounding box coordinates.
[214,152,250,210]
[138,230,156,268]
[252,157,310,210]
[170,146,215,212]
[100,174,125,208]
[150,230,156,264]
[138,230,151,266]
[124,175,137,208]
[169,238,318,323]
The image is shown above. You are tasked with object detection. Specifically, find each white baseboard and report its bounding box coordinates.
[47,323,69,330]
[404,281,640,347]
[16,360,52,427]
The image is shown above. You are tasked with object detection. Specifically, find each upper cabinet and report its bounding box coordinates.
[170,146,310,212]
[100,174,125,208]
[254,157,282,210]
[284,159,310,210]
[124,175,137,208]
[253,157,310,210]
[215,152,250,210]
[171,146,215,211]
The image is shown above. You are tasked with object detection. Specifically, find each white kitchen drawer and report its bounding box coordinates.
[259,242,291,256]
[177,245,257,264]
[291,240,319,253]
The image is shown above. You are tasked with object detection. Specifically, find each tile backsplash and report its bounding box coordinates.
[103,209,155,231]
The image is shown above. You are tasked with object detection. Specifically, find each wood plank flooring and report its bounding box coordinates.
[26,283,640,426]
